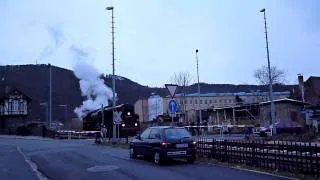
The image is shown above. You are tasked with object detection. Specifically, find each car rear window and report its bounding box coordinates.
[164,128,191,140]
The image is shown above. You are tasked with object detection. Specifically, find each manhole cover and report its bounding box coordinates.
[87,165,119,172]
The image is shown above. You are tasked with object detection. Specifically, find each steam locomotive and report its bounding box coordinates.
[83,104,140,138]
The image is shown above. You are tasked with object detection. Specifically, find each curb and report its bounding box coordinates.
[0,135,53,141]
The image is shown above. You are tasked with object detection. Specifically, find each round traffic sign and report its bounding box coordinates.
[168,99,178,113]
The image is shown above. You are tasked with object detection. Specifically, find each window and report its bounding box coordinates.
[13,100,19,112]
[140,128,151,140]
[19,102,24,112]
[214,99,217,103]
[190,100,192,104]
[205,100,207,104]
[228,99,232,103]
[224,99,227,103]
[8,101,13,113]
[184,100,187,104]
[164,128,191,140]
[149,128,161,139]
[219,99,222,103]
[180,100,183,105]
[209,100,212,104]
[200,100,202,104]
[195,100,197,104]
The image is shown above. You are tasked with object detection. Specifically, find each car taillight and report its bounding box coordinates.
[160,141,168,148]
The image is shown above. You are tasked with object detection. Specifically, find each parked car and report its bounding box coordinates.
[129,126,197,164]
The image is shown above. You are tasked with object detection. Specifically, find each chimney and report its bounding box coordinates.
[297,74,305,102]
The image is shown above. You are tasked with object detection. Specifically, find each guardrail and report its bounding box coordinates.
[195,137,320,176]
[55,130,99,139]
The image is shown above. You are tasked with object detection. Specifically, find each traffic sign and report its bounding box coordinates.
[168,99,178,114]
[113,111,122,124]
[165,84,178,98]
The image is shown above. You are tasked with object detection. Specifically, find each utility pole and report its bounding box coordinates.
[260,8,276,135]
[106,6,117,143]
[49,64,52,130]
[196,49,202,124]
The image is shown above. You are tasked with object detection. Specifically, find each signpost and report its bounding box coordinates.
[165,84,178,125]
[113,110,122,140]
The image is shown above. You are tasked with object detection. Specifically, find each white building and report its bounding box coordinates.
[148,95,163,121]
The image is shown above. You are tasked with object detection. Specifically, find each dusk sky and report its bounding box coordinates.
[0,0,319,87]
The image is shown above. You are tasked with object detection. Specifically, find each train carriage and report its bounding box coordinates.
[83,104,140,138]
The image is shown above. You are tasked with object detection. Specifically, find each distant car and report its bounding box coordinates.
[129,126,197,164]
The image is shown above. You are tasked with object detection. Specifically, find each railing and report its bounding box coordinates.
[55,130,99,139]
[196,137,320,175]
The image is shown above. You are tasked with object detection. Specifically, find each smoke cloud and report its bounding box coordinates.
[38,23,66,61]
[70,45,113,119]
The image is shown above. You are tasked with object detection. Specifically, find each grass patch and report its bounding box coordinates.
[196,156,317,180]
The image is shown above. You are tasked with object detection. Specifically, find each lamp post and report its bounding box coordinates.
[48,64,52,130]
[106,6,117,143]
[260,8,276,135]
[196,49,202,124]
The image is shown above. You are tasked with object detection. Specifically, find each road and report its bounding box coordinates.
[0,136,290,180]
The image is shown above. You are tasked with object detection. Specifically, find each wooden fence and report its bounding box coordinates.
[196,137,320,175]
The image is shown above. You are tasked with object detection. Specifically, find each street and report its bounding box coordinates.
[0,136,289,180]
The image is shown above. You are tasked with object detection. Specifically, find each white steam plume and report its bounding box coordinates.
[70,45,113,119]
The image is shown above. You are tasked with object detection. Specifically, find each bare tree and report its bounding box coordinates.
[254,65,286,85]
[171,72,192,122]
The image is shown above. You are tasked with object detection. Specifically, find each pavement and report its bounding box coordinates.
[0,135,291,180]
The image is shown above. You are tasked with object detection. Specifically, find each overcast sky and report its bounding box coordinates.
[0,0,319,87]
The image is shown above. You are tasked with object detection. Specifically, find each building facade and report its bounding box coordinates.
[0,88,31,133]
[148,95,164,121]
[163,92,290,112]
[134,99,149,123]
[259,99,308,132]
[304,76,320,105]
[135,91,290,124]
[163,91,289,122]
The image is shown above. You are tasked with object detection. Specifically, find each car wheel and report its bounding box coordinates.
[187,155,196,163]
[153,152,161,165]
[129,147,137,159]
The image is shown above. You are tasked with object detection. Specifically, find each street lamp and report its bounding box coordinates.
[196,49,202,123]
[48,64,52,130]
[260,8,277,135]
[106,6,117,143]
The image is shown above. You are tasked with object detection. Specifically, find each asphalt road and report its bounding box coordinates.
[0,136,290,180]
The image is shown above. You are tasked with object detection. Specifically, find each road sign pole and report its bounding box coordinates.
[171,114,174,125]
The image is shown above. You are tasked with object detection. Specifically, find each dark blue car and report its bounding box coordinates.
[129,126,196,164]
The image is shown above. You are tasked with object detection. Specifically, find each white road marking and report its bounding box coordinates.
[16,147,49,180]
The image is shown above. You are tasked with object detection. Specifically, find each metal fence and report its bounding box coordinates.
[196,137,320,175]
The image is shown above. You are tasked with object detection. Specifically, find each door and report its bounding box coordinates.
[135,128,151,154]
[146,128,162,156]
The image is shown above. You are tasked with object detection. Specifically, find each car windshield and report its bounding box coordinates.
[164,128,191,140]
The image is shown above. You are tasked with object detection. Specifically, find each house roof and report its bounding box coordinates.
[259,98,309,106]
[173,91,290,98]
[0,85,31,102]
